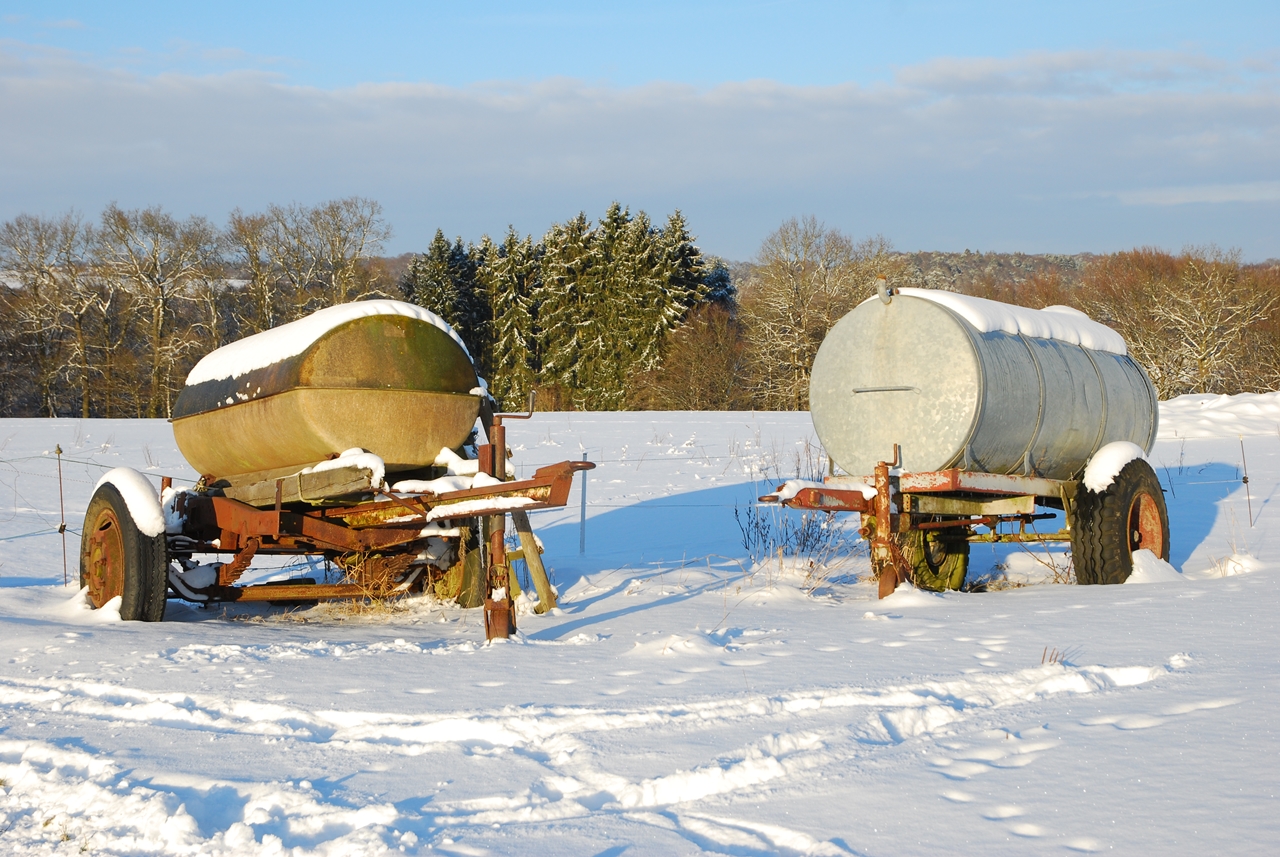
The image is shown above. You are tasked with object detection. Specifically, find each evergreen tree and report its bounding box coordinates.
[400,229,491,373]
[533,204,714,410]
[537,212,594,405]
[658,210,709,316]
[641,209,707,369]
[479,229,540,408]
[702,258,736,307]
[575,203,636,409]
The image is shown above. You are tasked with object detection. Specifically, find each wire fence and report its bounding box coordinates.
[0,434,830,563]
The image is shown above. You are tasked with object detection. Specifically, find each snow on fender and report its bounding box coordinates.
[1082,441,1147,493]
[94,467,165,537]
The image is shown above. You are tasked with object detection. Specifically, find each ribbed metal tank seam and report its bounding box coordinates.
[1014,333,1046,476]
[1133,356,1160,452]
[1080,345,1111,472]
[941,303,984,472]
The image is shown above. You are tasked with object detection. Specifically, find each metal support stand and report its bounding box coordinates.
[511,509,557,613]
[870,446,911,599]
[482,393,536,641]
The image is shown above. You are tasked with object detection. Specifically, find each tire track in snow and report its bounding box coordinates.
[0,739,407,856]
[0,658,1177,853]
[0,661,1167,752]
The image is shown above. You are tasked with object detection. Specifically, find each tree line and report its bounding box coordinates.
[0,199,728,417]
[642,219,1280,408]
[2,200,1277,419]
[958,247,1280,399]
[400,203,731,410]
[0,198,393,418]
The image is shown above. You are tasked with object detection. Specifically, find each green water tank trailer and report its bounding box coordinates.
[171,301,482,481]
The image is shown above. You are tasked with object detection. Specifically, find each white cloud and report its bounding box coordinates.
[0,46,1277,258]
[1111,182,1280,206]
[895,50,1238,96]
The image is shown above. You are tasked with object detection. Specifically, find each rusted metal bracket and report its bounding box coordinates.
[897,469,1067,497]
[327,460,595,528]
[374,487,431,522]
[207,497,425,553]
[425,460,594,517]
[217,537,259,586]
[759,486,873,513]
[969,526,1072,543]
[871,454,912,597]
[904,493,1036,517]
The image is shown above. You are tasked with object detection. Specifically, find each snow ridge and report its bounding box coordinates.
[1082,440,1146,492]
[93,467,164,537]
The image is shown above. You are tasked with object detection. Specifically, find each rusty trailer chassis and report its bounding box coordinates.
[167,459,589,597]
[155,402,594,639]
[761,450,1076,599]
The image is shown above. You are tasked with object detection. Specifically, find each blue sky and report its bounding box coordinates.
[2,2,1278,258]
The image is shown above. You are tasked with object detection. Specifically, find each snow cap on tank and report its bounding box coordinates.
[892,288,1127,355]
[184,300,473,386]
[173,300,479,419]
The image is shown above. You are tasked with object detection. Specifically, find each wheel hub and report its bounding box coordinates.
[86,509,125,608]
[1128,492,1164,557]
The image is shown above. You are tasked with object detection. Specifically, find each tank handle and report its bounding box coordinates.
[876,276,893,304]
[495,390,537,424]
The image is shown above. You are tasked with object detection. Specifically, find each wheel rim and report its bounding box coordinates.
[924,534,947,570]
[85,507,126,608]
[1128,492,1164,558]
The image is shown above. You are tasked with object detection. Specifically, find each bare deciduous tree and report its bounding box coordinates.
[1082,248,1279,398]
[263,197,392,316]
[96,204,223,418]
[627,304,748,410]
[311,197,393,304]
[0,198,400,418]
[227,209,278,333]
[1,214,67,415]
[738,217,905,410]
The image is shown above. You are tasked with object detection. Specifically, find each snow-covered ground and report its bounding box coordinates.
[2,395,1280,855]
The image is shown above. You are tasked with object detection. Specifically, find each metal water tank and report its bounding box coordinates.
[172,301,481,481]
[808,289,1158,480]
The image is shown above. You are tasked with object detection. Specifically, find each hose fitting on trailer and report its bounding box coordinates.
[876,276,892,304]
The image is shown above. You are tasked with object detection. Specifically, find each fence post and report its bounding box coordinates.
[55,444,67,586]
[579,451,588,555]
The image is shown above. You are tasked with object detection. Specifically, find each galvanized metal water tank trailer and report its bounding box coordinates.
[808,288,1158,479]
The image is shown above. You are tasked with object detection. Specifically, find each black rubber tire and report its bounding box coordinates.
[455,525,486,608]
[80,482,168,621]
[456,550,486,608]
[1072,458,1170,585]
[901,529,969,591]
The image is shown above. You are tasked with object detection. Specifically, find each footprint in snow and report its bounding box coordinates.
[929,730,1057,780]
[980,804,1024,820]
[1081,697,1238,730]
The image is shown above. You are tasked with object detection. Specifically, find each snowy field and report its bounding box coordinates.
[2,394,1280,855]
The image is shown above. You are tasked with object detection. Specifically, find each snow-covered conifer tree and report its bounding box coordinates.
[537,213,594,406]
[400,230,491,373]
[480,229,540,408]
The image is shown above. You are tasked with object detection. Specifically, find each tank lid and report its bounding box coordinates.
[185,300,473,386]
